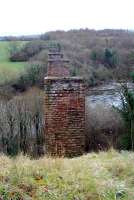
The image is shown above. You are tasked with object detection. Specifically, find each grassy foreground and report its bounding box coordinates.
[0,150,133,200]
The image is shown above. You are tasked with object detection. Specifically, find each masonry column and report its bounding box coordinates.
[44,50,85,157]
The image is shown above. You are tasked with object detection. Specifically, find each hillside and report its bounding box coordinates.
[1,29,134,87]
[0,150,133,200]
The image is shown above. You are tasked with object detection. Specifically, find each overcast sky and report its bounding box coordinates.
[0,0,133,36]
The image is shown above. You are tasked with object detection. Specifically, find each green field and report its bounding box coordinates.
[0,41,27,84]
[0,150,133,200]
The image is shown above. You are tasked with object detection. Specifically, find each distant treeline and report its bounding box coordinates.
[0,33,50,41]
[1,29,134,41]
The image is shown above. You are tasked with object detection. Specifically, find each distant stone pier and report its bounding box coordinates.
[44,50,85,157]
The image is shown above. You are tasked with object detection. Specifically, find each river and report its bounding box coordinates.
[86,82,134,107]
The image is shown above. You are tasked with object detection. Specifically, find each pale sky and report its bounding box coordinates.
[0,0,134,36]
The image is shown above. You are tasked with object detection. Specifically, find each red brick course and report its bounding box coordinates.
[44,77,85,157]
[44,51,85,157]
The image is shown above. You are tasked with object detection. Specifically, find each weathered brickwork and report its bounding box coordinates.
[44,52,85,157]
[47,52,70,77]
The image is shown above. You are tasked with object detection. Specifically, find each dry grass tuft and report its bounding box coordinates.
[0,150,133,200]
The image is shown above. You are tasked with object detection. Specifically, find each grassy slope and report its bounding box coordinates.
[0,150,133,200]
[0,41,26,84]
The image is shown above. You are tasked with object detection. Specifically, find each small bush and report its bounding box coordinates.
[85,103,124,151]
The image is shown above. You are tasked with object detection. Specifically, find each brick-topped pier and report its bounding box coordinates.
[44,50,85,157]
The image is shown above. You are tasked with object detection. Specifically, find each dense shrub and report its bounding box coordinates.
[115,84,134,150]
[9,40,47,61]
[90,48,119,68]
[85,103,124,151]
[12,61,47,91]
[0,88,45,157]
[80,65,112,86]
